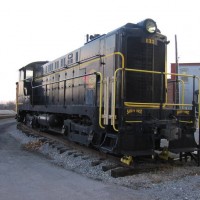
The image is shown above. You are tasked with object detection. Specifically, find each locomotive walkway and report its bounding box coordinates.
[0,118,148,200]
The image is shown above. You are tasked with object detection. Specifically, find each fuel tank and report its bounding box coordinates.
[37,114,63,128]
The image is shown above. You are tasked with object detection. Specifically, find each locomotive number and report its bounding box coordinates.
[146,38,154,44]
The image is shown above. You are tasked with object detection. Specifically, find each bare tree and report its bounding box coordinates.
[0,101,16,111]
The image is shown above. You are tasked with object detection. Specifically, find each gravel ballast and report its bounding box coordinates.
[9,128,200,200]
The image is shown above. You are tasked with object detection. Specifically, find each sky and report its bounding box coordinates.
[0,0,200,102]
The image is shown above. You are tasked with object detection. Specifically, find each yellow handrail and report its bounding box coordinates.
[33,52,125,81]
[179,120,193,123]
[112,67,199,131]
[112,68,124,132]
[125,102,192,107]
[125,102,161,105]
[110,53,125,132]
[31,52,125,131]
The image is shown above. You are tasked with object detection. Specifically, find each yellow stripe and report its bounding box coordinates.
[179,121,193,123]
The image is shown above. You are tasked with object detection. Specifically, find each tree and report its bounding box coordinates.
[0,101,16,111]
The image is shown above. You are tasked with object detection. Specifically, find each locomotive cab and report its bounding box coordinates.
[16,61,47,113]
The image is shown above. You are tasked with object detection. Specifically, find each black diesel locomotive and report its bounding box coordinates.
[16,19,200,162]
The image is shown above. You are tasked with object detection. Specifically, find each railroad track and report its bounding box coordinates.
[17,123,189,178]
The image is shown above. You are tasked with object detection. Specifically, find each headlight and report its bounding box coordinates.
[137,19,157,34]
[146,19,157,33]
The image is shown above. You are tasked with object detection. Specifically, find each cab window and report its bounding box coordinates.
[26,70,33,79]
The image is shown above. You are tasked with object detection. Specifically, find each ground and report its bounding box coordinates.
[0,118,200,200]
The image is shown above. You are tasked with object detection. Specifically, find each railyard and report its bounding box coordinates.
[1,117,200,200]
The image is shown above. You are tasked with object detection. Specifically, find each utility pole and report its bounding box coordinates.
[175,35,179,74]
[175,34,179,104]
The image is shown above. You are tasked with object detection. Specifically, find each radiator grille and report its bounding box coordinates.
[126,37,165,103]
